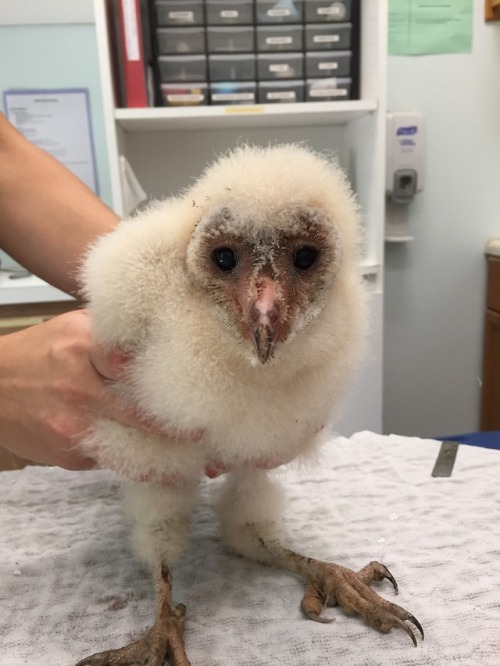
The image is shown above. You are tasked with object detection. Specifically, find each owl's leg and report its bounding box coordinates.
[218,469,423,647]
[76,482,197,666]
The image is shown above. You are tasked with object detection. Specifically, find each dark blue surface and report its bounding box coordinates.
[439,431,500,451]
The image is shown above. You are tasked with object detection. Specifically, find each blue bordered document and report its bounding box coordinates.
[3,88,99,194]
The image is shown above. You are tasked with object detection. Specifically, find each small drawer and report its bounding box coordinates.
[256,0,303,24]
[258,79,304,103]
[305,23,352,50]
[155,0,205,26]
[305,50,351,78]
[158,54,207,82]
[256,25,303,51]
[257,52,304,79]
[207,26,255,52]
[304,0,352,23]
[161,82,209,105]
[208,54,256,81]
[210,81,257,104]
[156,27,206,54]
[206,0,254,25]
[306,77,352,100]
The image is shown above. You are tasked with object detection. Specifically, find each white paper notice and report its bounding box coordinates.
[4,88,99,193]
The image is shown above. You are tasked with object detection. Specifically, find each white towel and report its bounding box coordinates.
[1,432,499,665]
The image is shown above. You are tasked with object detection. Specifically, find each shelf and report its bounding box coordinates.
[385,235,415,243]
[0,273,74,306]
[115,100,378,131]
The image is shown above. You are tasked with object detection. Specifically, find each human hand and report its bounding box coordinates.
[0,309,202,471]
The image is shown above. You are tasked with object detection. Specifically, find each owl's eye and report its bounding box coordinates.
[293,246,318,271]
[212,247,237,272]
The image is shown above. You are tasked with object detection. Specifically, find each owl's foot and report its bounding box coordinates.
[300,559,424,646]
[75,566,190,666]
[258,539,423,647]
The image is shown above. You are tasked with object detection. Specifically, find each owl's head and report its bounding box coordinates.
[185,144,361,364]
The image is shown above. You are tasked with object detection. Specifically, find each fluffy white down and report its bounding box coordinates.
[80,144,367,567]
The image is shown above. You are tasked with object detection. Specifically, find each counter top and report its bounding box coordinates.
[0,272,73,305]
[486,238,500,257]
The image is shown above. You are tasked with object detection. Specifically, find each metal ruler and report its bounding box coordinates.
[431,441,460,477]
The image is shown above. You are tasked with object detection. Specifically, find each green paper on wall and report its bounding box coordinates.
[388,0,473,55]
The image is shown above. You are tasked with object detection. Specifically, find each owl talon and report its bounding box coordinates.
[300,560,424,646]
[76,566,190,666]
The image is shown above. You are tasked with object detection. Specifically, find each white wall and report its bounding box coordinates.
[0,0,93,24]
[0,0,111,270]
[384,4,500,437]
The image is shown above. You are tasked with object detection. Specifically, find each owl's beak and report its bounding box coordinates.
[245,277,283,364]
[251,322,279,364]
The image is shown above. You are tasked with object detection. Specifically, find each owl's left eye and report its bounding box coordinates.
[293,246,318,271]
[212,247,237,272]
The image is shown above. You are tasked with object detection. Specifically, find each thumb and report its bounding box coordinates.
[89,346,131,381]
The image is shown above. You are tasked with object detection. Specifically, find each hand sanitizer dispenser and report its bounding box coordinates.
[386,112,425,204]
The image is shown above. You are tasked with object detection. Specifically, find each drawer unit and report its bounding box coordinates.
[155,0,205,26]
[156,27,206,54]
[150,0,360,104]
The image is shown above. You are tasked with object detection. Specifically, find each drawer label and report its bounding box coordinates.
[267,8,291,16]
[313,34,340,43]
[310,87,347,97]
[318,5,346,19]
[167,94,204,102]
[220,10,239,18]
[213,92,255,101]
[266,36,293,45]
[318,62,339,70]
[168,11,194,20]
[269,63,291,72]
[267,91,296,100]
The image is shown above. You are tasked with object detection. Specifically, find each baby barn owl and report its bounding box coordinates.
[77,144,422,665]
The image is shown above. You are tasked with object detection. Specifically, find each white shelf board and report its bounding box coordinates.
[0,273,74,306]
[359,261,381,278]
[115,100,378,131]
[385,235,415,243]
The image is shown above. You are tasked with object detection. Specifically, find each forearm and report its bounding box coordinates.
[0,114,120,296]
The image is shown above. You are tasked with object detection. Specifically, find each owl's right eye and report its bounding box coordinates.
[212,247,237,272]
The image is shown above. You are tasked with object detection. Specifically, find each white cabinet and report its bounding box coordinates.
[92,0,387,434]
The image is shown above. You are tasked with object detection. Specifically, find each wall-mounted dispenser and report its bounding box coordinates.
[386,112,425,204]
